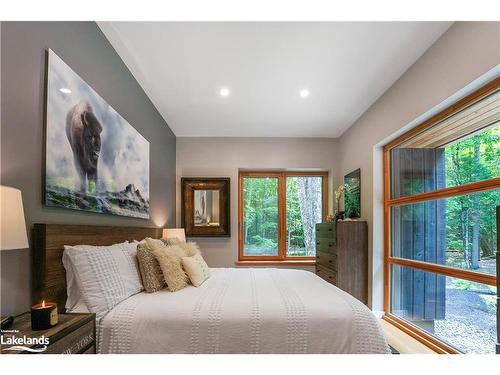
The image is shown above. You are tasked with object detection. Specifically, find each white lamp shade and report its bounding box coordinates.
[1,186,29,250]
[162,228,186,243]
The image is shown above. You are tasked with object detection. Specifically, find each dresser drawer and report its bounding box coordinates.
[316,251,337,270]
[315,265,337,285]
[45,320,95,354]
[316,223,336,239]
[316,237,336,253]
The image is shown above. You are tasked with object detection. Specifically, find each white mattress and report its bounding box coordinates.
[98,268,389,354]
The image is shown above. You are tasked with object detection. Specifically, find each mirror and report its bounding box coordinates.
[181,177,230,237]
[194,190,220,226]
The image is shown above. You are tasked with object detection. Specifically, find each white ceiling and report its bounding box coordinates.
[98,22,452,137]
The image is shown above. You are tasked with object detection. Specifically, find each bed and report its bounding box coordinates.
[32,223,389,354]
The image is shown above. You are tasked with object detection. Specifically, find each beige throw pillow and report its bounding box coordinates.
[161,238,200,257]
[180,241,200,257]
[161,237,181,246]
[136,238,166,293]
[182,253,211,287]
[153,244,190,292]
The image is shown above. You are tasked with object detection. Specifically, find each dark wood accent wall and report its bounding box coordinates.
[390,148,446,321]
[315,221,368,304]
[32,224,162,312]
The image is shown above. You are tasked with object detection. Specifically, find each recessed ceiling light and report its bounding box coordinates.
[300,89,310,98]
[59,88,72,94]
[219,87,230,97]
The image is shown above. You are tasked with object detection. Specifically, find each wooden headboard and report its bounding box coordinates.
[32,223,162,312]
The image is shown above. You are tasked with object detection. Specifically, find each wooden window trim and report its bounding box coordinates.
[388,177,500,207]
[235,260,316,266]
[382,314,460,354]
[238,171,328,262]
[389,257,496,286]
[383,77,500,151]
[383,78,500,354]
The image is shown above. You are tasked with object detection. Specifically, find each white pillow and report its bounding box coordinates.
[68,298,90,313]
[62,248,84,312]
[182,253,210,287]
[63,240,132,312]
[63,241,143,319]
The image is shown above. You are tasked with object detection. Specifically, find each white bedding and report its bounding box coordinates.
[98,268,389,354]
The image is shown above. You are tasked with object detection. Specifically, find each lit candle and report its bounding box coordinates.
[31,300,58,330]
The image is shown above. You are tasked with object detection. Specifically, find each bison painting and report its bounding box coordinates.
[66,101,102,193]
[45,49,150,219]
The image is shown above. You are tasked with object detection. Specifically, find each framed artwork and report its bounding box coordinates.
[44,49,150,219]
[344,168,361,218]
[181,178,230,237]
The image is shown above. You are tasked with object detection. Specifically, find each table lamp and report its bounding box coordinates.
[162,228,186,243]
[1,186,29,329]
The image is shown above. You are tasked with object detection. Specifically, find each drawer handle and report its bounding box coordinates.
[328,244,332,247]
[328,260,332,263]
[328,228,333,231]
[316,242,320,245]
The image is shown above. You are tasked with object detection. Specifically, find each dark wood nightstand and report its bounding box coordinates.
[0,312,96,354]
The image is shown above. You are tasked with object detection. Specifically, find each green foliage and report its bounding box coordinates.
[243,176,322,257]
[250,235,276,249]
[444,125,500,269]
[452,279,473,290]
[243,177,279,253]
[344,187,360,218]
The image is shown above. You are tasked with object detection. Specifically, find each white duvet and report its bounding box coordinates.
[98,268,389,354]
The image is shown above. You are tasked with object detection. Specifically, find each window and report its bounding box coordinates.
[383,79,499,354]
[238,171,328,262]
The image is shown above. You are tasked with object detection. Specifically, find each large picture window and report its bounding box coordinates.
[238,171,328,262]
[383,78,499,354]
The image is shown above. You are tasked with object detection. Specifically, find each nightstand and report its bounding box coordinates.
[0,312,96,354]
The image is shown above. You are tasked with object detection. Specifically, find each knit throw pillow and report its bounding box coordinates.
[136,238,166,293]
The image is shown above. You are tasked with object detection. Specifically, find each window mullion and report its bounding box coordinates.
[387,177,500,207]
[388,256,496,286]
[278,173,287,260]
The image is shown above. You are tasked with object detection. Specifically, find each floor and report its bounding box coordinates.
[380,319,436,354]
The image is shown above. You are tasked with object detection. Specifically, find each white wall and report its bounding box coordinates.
[337,21,500,311]
[176,137,340,271]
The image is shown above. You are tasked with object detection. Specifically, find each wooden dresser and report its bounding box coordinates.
[315,220,368,304]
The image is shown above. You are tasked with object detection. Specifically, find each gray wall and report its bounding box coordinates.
[337,21,500,311]
[0,22,176,316]
[176,137,340,271]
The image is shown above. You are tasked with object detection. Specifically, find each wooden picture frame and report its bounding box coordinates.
[181,177,230,237]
